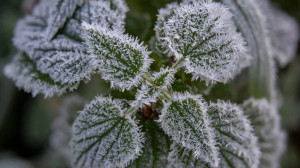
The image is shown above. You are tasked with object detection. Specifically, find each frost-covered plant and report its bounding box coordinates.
[4,0,299,168]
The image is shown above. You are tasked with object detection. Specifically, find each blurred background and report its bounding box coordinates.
[0,0,299,167]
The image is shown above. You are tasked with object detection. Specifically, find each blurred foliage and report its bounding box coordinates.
[0,0,299,167]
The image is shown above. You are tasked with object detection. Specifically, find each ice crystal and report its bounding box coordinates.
[167,100,260,168]
[9,0,128,97]
[127,121,170,168]
[4,52,78,98]
[71,96,144,168]
[83,23,153,91]
[156,1,250,84]
[243,98,286,168]
[134,68,175,107]
[158,92,219,167]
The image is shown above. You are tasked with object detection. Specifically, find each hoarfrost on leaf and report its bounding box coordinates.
[9,0,129,96]
[156,1,250,84]
[154,2,179,54]
[158,92,219,167]
[167,100,261,168]
[13,0,50,56]
[134,68,176,107]
[83,22,153,91]
[243,98,286,168]
[71,96,144,168]
[127,121,170,168]
[263,0,299,67]
[4,52,78,98]
[46,0,85,41]
[207,100,260,168]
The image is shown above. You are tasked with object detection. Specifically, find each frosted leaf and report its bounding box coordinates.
[83,23,153,91]
[33,36,95,84]
[71,96,144,168]
[167,100,260,168]
[134,68,176,107]
[222,0,275,99]
[46,0,85,41]
[263,1,299,67]
[158,1,250,84]
[13,0,51,56]
[127,120,170,168]
[50,95,87,163]
[11,0,128,88]
[4,52,78,98]
[207,100,260,168]
[243,98,286,168]
[154,2,179,54]
[167,143,209,168]
[158,93,219,167]
[69,0,128,32]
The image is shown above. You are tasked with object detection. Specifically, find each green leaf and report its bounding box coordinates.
[83,23,153,91]
[243,98,286,168]
[167,100,260,168]
[10,0,129,95]
[134,68,175,107]
[127,120,170,168]
[206,100,260,168]
[46,0,85,41]
[4,52,78,98]
[156,1,250,84]
[158,93,219,167]
[71,96,144,168]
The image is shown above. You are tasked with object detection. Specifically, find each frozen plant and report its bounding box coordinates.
[4,0,298,168]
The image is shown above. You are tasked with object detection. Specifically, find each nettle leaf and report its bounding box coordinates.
[46,0,85,41]
[71,96,144,168]
[157,1,250,84]
[154,2,179,54]
[127,120,170,168]
[263,1,299,67]
[167,100,260,168]
[158,93,219,167]
[10,0,128,95]
[207,101,260,168]
[13,0,50,56]
[4,52,78,98]
[32,36,94,84]
[221,0,275,99]
[134,68,175,107]
[83,23,153,91]
[167,143,209,168]
[243,98,286,168]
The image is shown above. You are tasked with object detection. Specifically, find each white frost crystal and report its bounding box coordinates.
[243,98,286,168]
[127,121,170,168]
[71,96,144,168]
[4,52,78,98]
[167,100,260,168]
[9,0,128,96]
[264,1,299,67]
[46,0,85,41]
[83,23,153,91]
[159,93,219,167]
[156,1,250,84]
[134,68,176,106]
